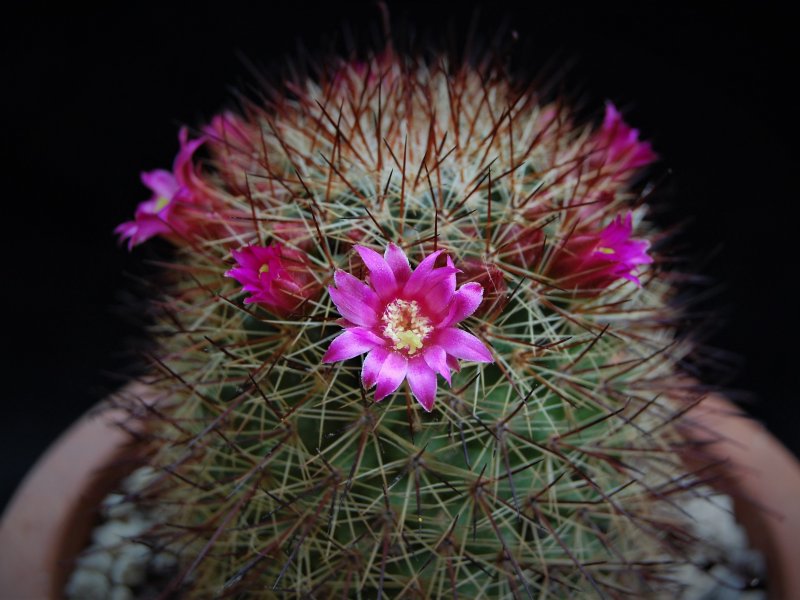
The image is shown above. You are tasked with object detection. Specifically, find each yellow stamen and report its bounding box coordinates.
[596,246,615,255]
[395,331,424,355]
[259,264,270,274]
[154,197,170,212]
[382,299,432,356]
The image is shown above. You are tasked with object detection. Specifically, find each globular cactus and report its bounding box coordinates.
[114,42,718,598]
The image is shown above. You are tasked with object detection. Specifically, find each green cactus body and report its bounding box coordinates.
[123,51,708,598]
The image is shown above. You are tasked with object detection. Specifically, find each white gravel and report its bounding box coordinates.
[66,470,766,598]
[64,466,178,600]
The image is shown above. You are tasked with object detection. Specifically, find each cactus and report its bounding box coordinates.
[114,44,720,598]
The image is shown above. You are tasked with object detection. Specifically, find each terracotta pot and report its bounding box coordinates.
[1,391,799,599]
[0,387,148,599]
[682,395,800,599]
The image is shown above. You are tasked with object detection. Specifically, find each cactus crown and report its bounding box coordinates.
[116,43,715,598]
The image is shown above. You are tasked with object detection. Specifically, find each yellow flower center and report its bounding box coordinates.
[596,246,615,255]
[382,299,432,356]
[259,264,270,275]
[154,197,170,212]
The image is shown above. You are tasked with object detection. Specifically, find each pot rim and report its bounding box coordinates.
[0,385,148,599]
[682,394,800,599]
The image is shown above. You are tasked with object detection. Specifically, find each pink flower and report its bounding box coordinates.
[547,213,653,291]
[589,103,657,177]
[116,128,207,249]
[226,243,317,316]
[322,244,493,412]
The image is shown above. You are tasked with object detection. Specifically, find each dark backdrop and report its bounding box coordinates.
[2,1,797,511]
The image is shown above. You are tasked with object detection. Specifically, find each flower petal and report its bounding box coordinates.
[435,328,493,363]
[402,249,444,297]
[334,270,381,309]
[549,212,653,290]
[597,103,658,173]
[328,285,378,327]
[422,257,458,312]
[375,352,408,401]
[446,355,461,373]
[362,347,390,390]
[384,243,412,285]
[140,169,180,200]
[174,127,206,188]
[438,282,484,327]
[323,328,384,363]
[423,345,451,385]
[355,245,397,300]
[407,356,438,412]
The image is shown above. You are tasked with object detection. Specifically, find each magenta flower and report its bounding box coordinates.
[226,243,317,316]
[548,212,653,291]
[590,103,657,176]
[116,128,207,249]
[322,244,493,412]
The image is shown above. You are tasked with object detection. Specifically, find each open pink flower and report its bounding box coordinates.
[547,213,653,291]
[226,243,317,315]
[322,244,493,412]
[589,103,657,177]
[114,170,180,249]
[116,128,207,249]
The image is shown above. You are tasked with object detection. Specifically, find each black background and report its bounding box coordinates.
[2,2,797,512]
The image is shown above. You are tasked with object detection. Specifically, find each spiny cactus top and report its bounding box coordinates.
[113,49,714,598]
